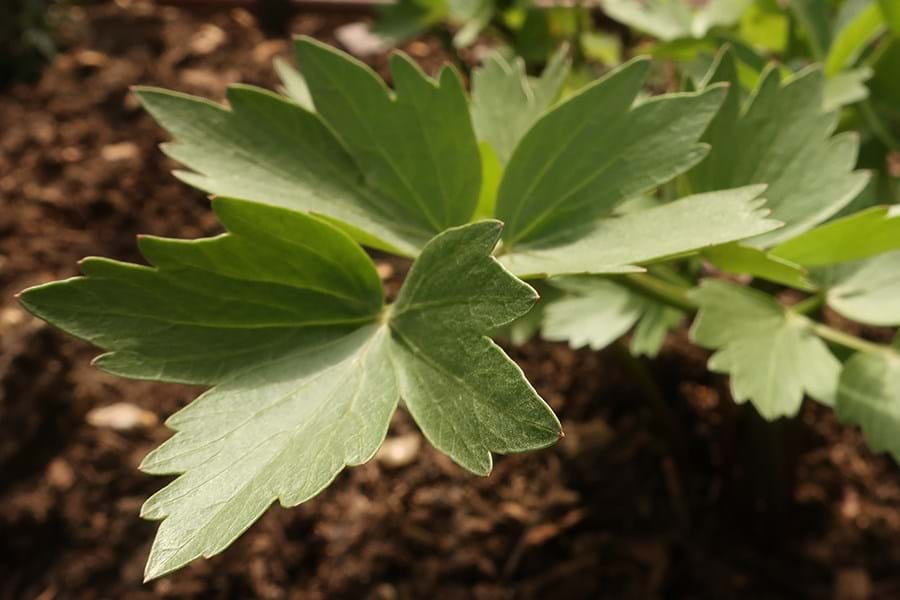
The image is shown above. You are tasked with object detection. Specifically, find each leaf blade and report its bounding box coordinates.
[500,186,780,278]
[389,221,561,474]
[295,37,481,235]
[690,280,841,419]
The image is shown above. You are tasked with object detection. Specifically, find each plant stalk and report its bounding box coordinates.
[789,293,824,316]
[620,273,891,356]
[617,272,697,313]
[811,322,888,355]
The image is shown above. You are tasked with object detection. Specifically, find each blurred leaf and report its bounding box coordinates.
[772,205,900,266]
[880,0,900,35]
[690,280,841,419]
[703,242,814,290]
[448,0,494,47]
[273,57,314,111]
[602,0,754,41]
[822,66,873,110]
[819,251,900,326]
[471,47,570,166]
[580,30,623,65]
[739,0,789,52]
[788,0,832,59]
[689,48,870,247]
[543,278,643,351]
[825,1,886,76]
[837,347,900,461]
[373,0,446,43]
[543,277,682,356]
[474,142,502,220]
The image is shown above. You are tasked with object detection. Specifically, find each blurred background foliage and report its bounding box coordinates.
[5,0,898,199]
[375,0,899,205]
[0,0,86,86]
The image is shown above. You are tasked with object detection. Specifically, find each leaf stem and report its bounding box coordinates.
[810,322,887,355]
[789,293,824,315]
[617,273,697,313]
[620,273,891,356]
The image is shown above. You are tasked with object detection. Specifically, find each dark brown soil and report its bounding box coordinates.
[3,3,900,598]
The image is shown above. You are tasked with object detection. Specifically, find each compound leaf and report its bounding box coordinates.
[771,205,900,267]
[296,37,481,236]
[373,0,446,43]
[140,324,397,580]
[542,278,643,351]
[389,221,561,475]
[690,280,841,419]
[471,48,569,166]
[703,242,814,290]
[273,56,314,111]
[20,204,561,579]
[822,66,873,111]
[824,1,886,77]
[495,57,726,249]
[20,199,383,384]
[542,277,682,356]
[818,251,900,326]
[602,0,753,41]
[690,48,870,247]
[704,204,900,291]
[499,186,780,278]
[134,85,425,256]
[837,347,900,461]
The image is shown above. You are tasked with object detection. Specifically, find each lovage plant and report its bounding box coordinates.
[19,37,894,580]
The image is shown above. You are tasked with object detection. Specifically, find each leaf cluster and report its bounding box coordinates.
[17,3,900,578]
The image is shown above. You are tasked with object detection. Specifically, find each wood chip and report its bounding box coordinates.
[86,402,158,430]
[375,434,420,468]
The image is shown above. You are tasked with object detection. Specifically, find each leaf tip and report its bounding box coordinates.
[142,557,170,584]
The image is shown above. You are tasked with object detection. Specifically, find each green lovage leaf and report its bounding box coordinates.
[702,243,815,291]
[19,204,559,580]
[542,277,682,357]
[701,205,900,291]
[499,185,781,278]
[816,251,900,326]
[822,66,873,111]
[602,0,753,41]
[689,48,871,247]
[771,205,900,267]
[273,56,314,111]
[825,0,887,77]
[389,221,561,476]
[787,0,831,60]
[836,345,900,462]
[136,37,482,257]
[20,199,384,384]
[495,56,727,250]
[373,0,446,44]
[138,323,397,581]
[295,36,481,235]
[690,280,841,419]
[373,0,492,47]
[471,47,570,166]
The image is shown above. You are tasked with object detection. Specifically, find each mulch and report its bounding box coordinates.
[2,2,900,598]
